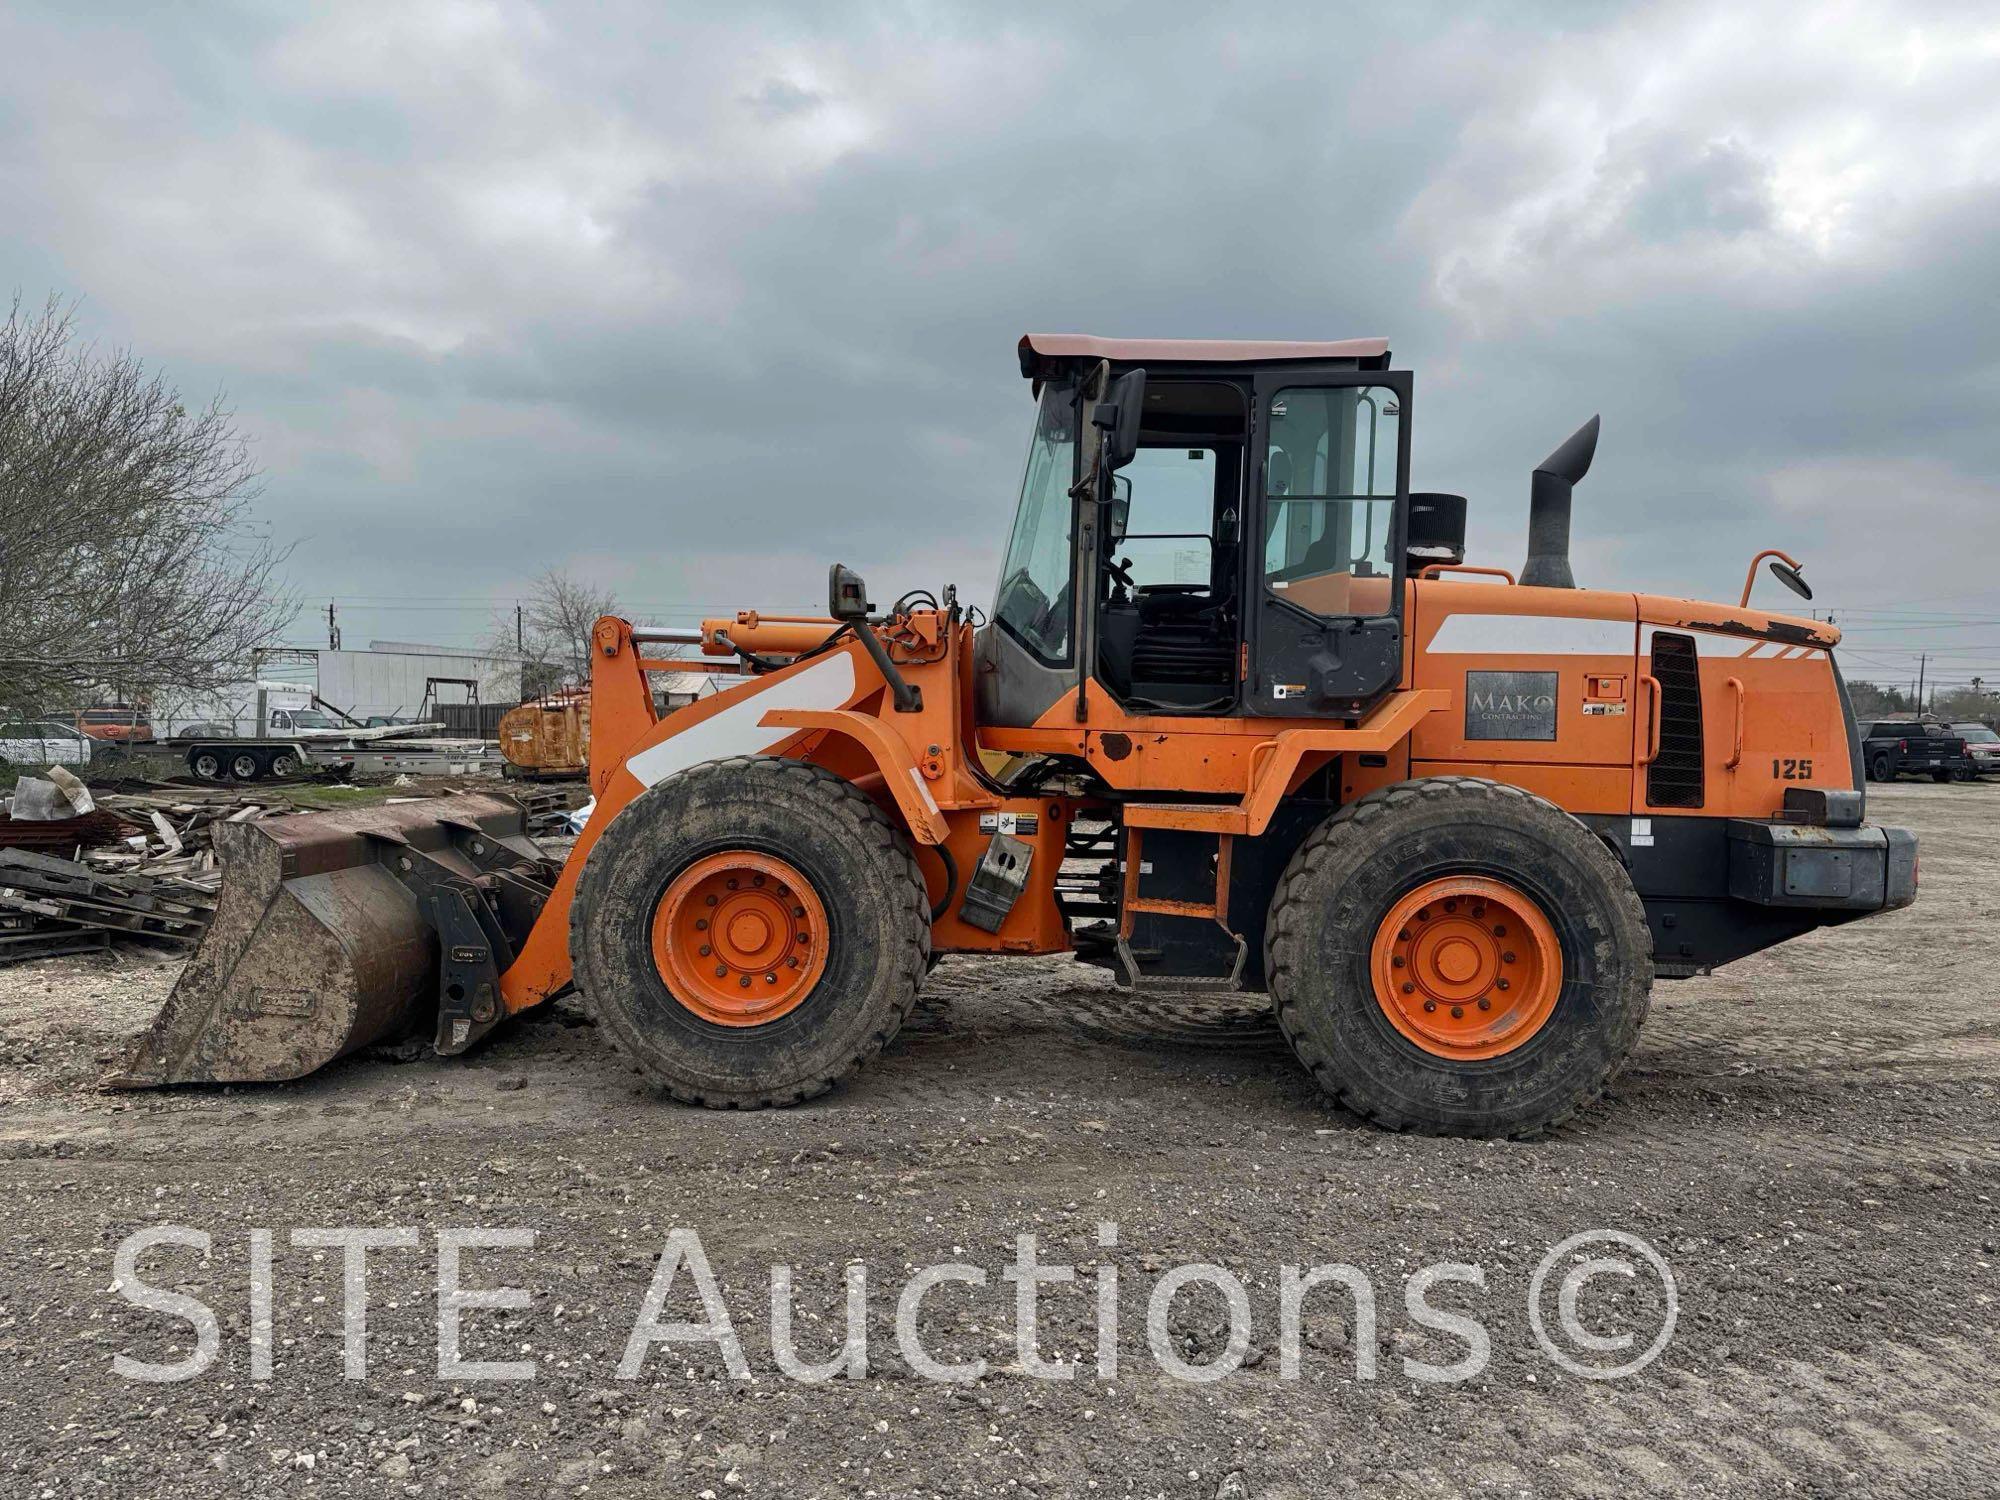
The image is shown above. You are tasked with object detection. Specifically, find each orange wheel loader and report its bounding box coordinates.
[109,335,1918,1137]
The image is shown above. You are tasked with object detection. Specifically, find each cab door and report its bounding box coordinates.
[1248,370,1410,716]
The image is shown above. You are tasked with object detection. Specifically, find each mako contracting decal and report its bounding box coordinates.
[1465,670,1559,741]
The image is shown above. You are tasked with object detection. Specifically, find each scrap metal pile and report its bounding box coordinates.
[0,773,269,964]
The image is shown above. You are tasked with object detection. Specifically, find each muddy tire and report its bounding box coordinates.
[1265,776,1652,1138]
[570,756,929,1108]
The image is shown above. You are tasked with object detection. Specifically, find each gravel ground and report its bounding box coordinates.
[0,781,1994,1498]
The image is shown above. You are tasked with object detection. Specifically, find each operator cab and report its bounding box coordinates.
[980,334,1413,728]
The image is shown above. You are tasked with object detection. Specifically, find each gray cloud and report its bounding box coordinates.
[2,0,1996,687]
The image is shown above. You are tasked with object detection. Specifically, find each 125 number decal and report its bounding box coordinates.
[1771,757,1814,780]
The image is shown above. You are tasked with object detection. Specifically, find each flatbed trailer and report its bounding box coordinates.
[175,736,499,783]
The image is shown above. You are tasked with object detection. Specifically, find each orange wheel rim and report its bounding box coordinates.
[650,852,829,1027]
[1369,875,1562,1061]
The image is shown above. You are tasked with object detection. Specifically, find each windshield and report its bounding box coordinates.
[1957,725,1998,742]
[993,380,1078,665]
[288,710,338,728]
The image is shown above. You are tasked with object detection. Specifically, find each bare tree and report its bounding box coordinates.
[486,567,621,697]
[0,294,297,714]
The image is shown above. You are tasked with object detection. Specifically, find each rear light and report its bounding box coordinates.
[1898,739,1908,752]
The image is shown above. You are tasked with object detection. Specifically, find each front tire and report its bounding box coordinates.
[570,756,929,1107]
[1265,776,1652,1138]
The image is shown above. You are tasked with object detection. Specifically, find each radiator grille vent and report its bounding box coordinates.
[1647,631,1705,808]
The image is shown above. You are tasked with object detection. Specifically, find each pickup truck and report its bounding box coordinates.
[1860,720,1973,782]
[1950,722,2000,777]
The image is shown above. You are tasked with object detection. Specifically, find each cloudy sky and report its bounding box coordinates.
[4,1,1998,691]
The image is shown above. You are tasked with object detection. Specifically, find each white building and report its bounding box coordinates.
[317,641,524,722]
[152,643,525,737]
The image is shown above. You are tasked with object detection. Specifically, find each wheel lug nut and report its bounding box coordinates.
[1423,1001,1436,1012]
[738,975,751,988]
[1503,952,1517,963]
[1401,982,1414,994]
[714,964,727,977]
[1477,997,1491,1010]
[727,878,739,890]
[765,972,777,983]
[1417,908,1430,921]
[753,874,765,886]
[1443,899,1457,912]
[1497,978,1511,990]
[788,956,800,968]
[1391,956,1405,969]
[1450,1005,1464,1019]
[1397,929,1410,941]
[1492,924,1506,936]
[706,895,718,907]
[699,945,711,957]
[793,906,805,918]
[695,918,708,930]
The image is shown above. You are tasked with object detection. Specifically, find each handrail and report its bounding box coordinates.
[1418,564,1517,584]
[1639,674,1663,764]
[1725,676,1745,768]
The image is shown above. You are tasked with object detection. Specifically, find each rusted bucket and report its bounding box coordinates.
[106,794,546,1088]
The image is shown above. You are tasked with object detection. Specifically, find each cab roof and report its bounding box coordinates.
[1018,332,1391,380]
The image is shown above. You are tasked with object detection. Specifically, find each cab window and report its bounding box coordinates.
[1112,447,1218,588]
[993,380,1078,665]
[1263,385,1400,610]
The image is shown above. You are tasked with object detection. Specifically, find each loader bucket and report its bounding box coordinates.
[106,794,549,1088]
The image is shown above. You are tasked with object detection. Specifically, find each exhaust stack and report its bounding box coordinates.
[1521,415,1600,589]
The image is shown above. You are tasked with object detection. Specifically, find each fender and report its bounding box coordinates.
[757,708,953,844]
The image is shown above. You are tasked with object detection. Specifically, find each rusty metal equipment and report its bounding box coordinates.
[108,334,1918,1137]
[498,692,589,779]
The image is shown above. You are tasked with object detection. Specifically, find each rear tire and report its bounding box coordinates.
[1265,776,1652,1138]
[570,756,929,1107]
[269,750,300,778]
[1869,752,1893,782]
[228,750,264,781]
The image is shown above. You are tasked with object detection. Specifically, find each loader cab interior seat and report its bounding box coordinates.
[1095,380,1248,713]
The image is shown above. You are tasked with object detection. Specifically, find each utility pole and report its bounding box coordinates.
[1916,653,1926,714]
[327,600,341,651]
[516,603,525,654]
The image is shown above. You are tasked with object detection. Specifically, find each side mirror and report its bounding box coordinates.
[828,562,871,620]
[1770,559,1812,601]
[1106,474,1132,545]
[1091,368,1147,472]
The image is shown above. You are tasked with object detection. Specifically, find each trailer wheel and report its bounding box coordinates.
[570,756,930,1108]
[269,749,300,778]
[228,750,264,782]
[189,749,225,781]
[1869,751,1893,782]
[1265,776,1652,1138]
